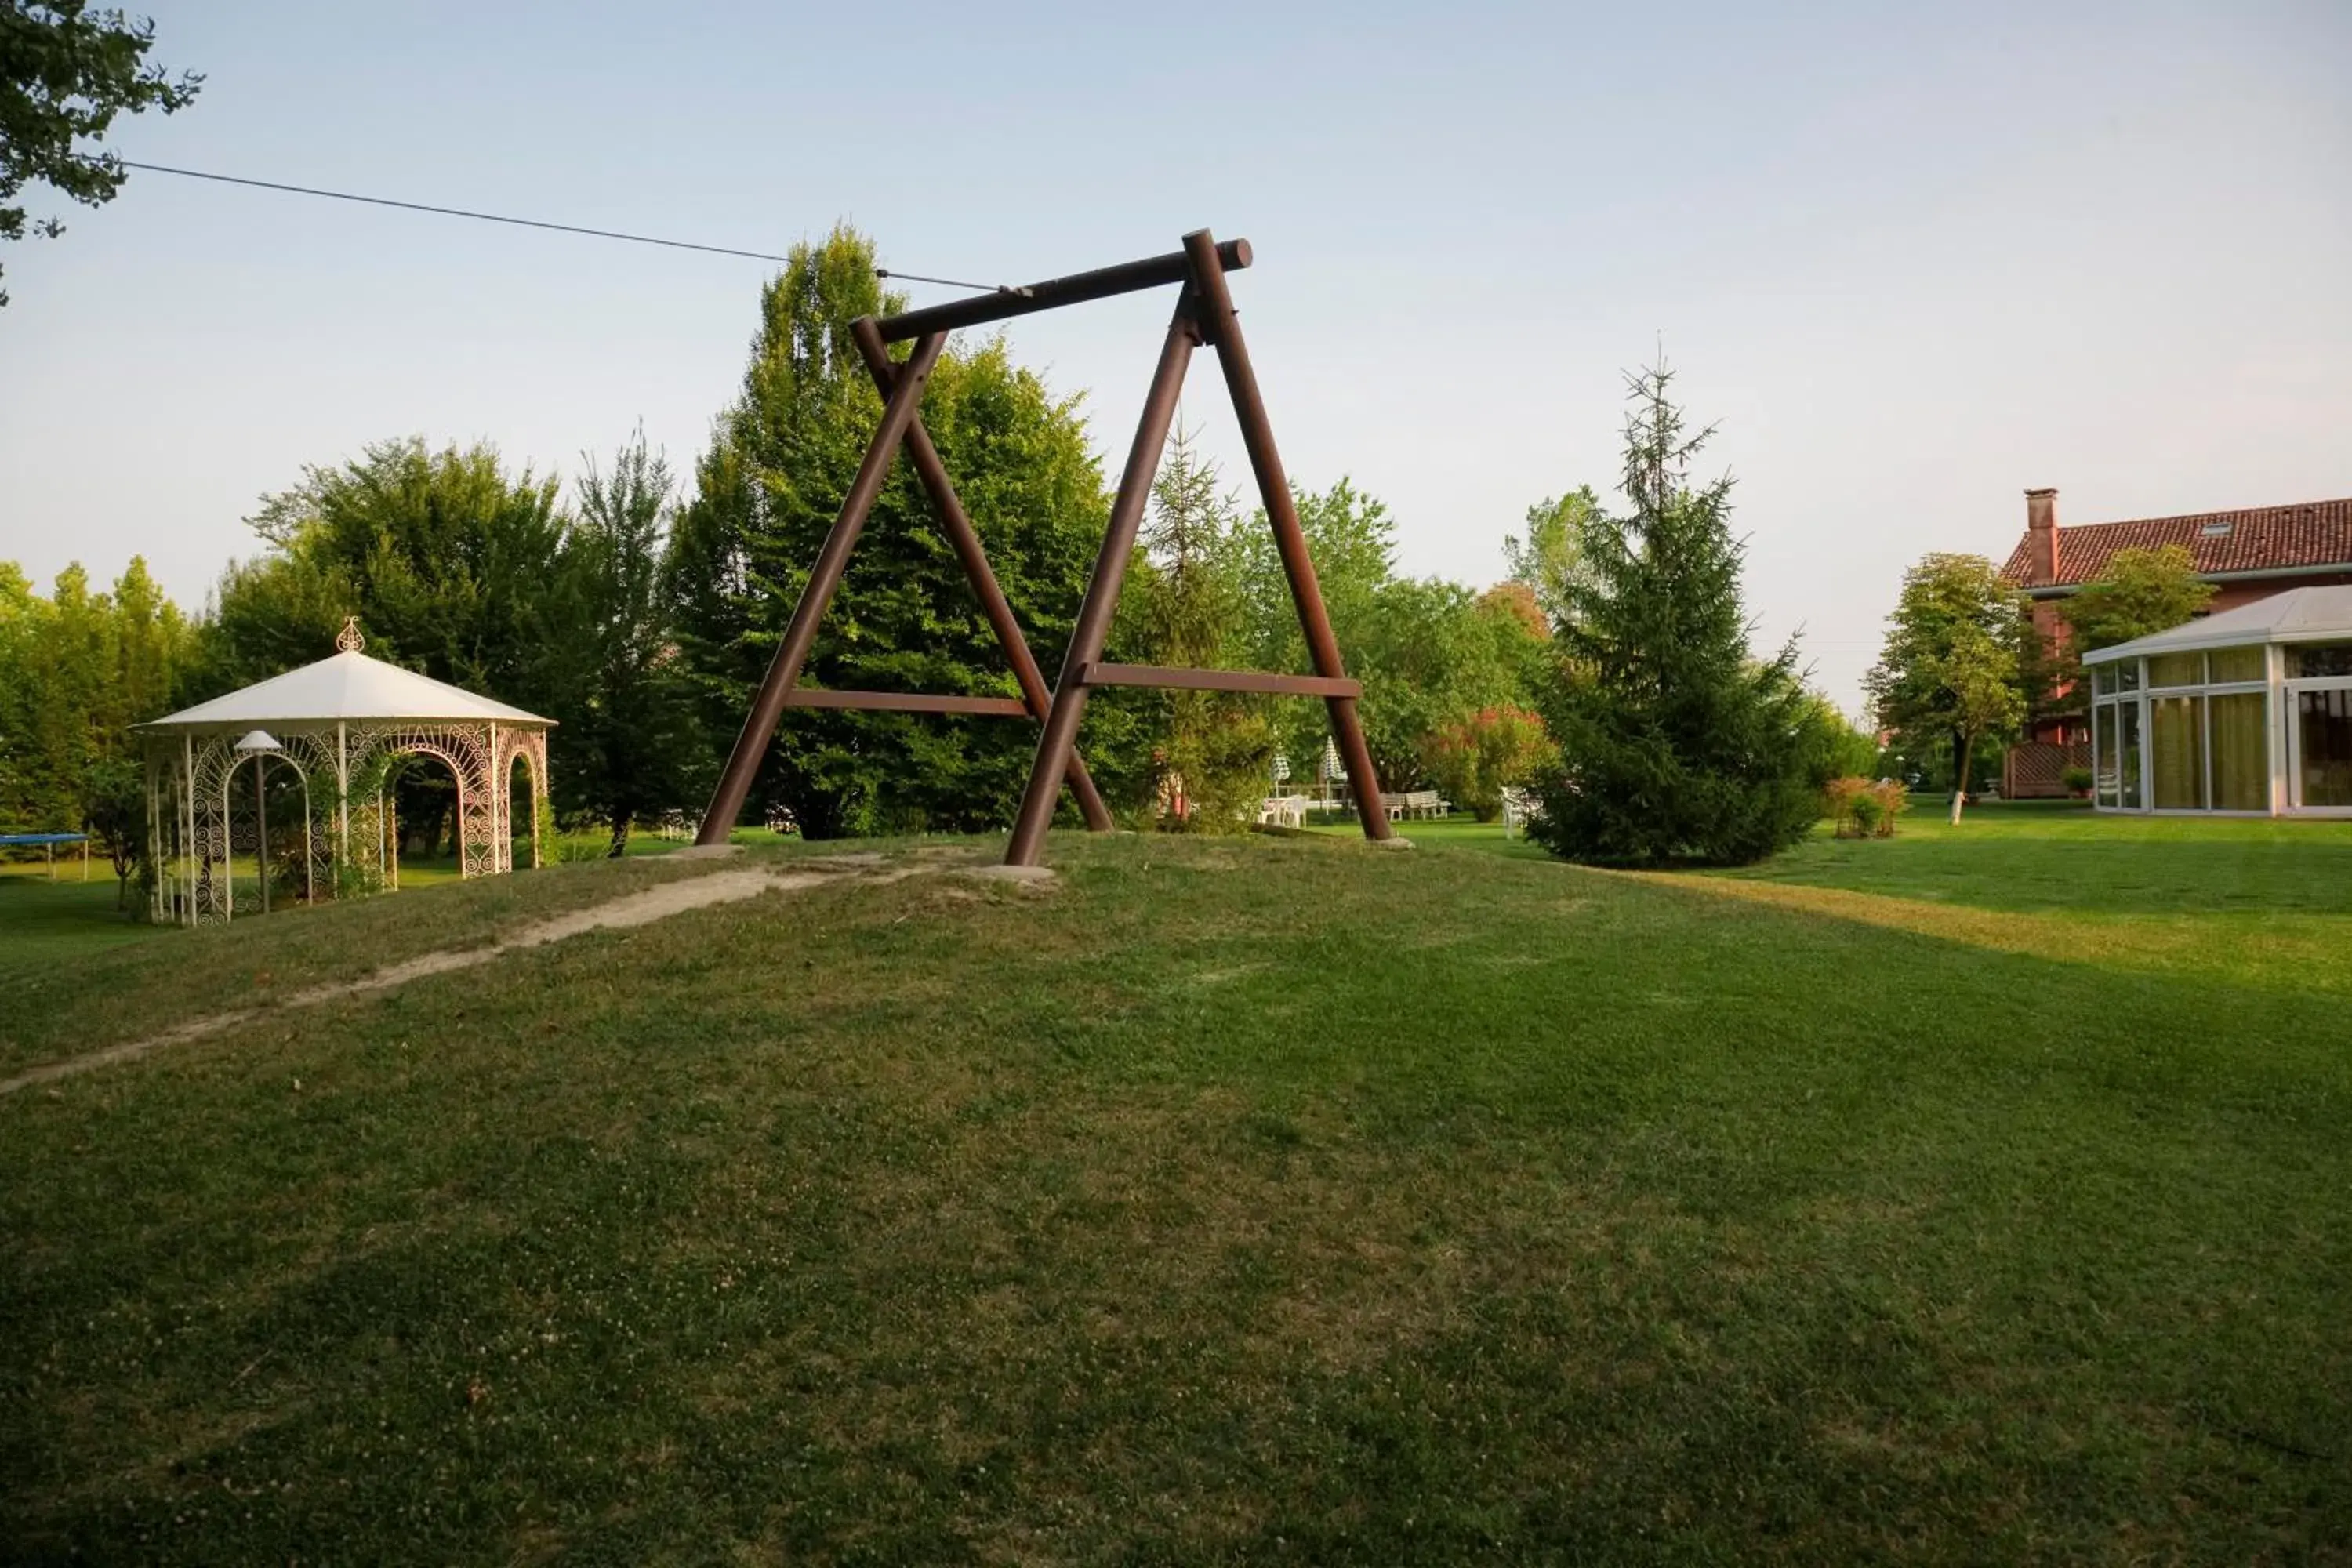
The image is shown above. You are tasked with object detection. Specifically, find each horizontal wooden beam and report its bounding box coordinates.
[783,688,1030,717]
[1076,662,1363,699]
[875,235,1250,343]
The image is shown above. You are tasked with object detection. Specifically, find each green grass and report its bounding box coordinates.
[2,819,2348,1562]
[0,827,793,970]
[1719,798,2352,915]
[0,860,159,960]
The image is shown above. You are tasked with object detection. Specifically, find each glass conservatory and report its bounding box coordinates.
[2081,586,2352,817]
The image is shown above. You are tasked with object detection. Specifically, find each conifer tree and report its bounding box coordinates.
[1527,361,1824,866]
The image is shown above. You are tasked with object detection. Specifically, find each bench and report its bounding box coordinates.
[1386,789,1451,821]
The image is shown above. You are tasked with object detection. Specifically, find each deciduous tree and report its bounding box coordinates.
[1867,553,2027,824]
[0,556,195,902]
[0,1,201,306]
[202,439,572,857]
[2063,544,2214,652]
[1503,486,1602,630]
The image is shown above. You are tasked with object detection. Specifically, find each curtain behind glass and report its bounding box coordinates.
[2209,694,2267,811]
[2209,646,2265,684]
[2151,696,2204,809]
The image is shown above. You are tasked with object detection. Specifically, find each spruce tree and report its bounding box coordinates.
[1528,361,1822,866]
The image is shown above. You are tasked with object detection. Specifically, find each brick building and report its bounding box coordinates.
[1997,490,2352,797]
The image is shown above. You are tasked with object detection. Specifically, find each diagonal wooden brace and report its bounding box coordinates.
[696,332,949,845]
[849,319,1113,832]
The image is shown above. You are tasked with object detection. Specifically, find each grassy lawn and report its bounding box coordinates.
[1696,800,2352,998]
[0,859,158,961]
[1718,797,2352,914]
[0,828,794,971]
[2,819,2347,1561]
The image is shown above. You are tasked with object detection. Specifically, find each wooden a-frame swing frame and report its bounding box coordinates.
[696,228,1392,866]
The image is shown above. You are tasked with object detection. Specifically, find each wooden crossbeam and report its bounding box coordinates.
[1077,662,1362,699]
[783,689,1029,717]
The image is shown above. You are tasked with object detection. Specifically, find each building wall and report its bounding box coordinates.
[2203,573,2352,615]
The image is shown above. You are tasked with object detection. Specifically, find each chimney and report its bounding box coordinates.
[2024,488,2060,586]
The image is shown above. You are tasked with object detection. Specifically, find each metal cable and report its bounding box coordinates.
[876,268,1033,297]
[117,159,796,263]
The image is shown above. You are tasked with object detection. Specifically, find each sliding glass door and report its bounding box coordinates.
[2293,687,2352,808]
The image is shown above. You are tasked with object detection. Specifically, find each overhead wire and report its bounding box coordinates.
[875,268,1032,297]
[118,159,797,264]
[118,159,1031,299]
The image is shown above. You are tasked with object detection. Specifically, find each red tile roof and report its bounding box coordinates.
[2002,499,2352,588]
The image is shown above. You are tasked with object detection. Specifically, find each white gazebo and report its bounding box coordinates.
[140,619,554,924]
[2081,585,2352,817]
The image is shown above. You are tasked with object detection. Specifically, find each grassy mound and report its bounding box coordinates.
[3,824,2348,1562]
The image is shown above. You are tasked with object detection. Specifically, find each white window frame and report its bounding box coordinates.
[2090,649,2277,816]
[2284,670,2352,816]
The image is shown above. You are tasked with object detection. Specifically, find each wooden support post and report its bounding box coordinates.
[1004,293,1202,866]
[1181,230,1391,839]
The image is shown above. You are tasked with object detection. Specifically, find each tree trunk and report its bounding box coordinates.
[608,817,631,859]
[1948,733,1975,825]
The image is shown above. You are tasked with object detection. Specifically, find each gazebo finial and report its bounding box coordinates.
[336,615,365,653]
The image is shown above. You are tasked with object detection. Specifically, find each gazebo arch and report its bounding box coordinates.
[139,619,554,925]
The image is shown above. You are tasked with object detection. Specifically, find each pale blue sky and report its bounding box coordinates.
[3,1,2347,711]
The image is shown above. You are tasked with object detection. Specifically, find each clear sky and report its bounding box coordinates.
[3,0,2347,712]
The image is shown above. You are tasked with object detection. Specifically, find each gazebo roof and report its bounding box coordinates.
[141,648,554,731]
[2082,585,2352,666]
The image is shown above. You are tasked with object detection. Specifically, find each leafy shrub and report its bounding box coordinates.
[1866,779,1906,837]
[1823,776,1867,835]
[1421,705,1552,821]
[1848,791,1886,837]
[2061,765,2093,794]
[1826,776,1908,839]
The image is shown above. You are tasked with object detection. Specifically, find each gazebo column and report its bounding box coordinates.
[530,732,546,869]
[145,749,161,924]
[336,720,350,893]
[490,720,506,875]
[181,734,196,927]
[456,723,499,880]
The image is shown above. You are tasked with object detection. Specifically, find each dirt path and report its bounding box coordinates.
[0,862,866,1098]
